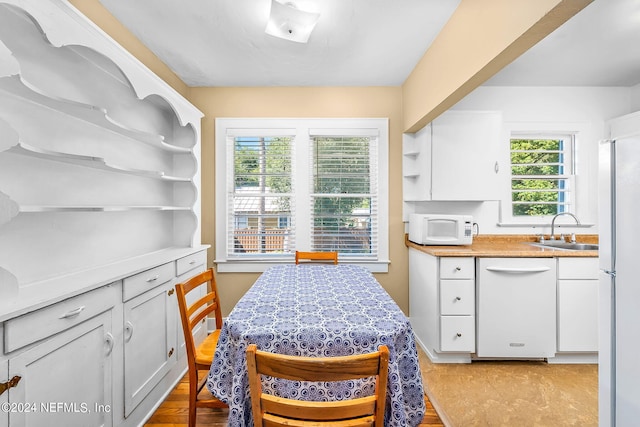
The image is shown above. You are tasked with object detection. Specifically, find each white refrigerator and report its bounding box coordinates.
[599,111,640,426]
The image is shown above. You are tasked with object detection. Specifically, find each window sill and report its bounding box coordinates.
[215,259,390,273]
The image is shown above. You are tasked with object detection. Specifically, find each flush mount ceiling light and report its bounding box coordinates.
[265,0,320,43]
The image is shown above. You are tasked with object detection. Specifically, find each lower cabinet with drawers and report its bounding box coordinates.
[0,248,208,427]
[409,247,599,364]
[409,248,475,363]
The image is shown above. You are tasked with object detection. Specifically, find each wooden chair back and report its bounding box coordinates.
[294,250,338,265]
[246,344,389,427]
[175,268,227,427]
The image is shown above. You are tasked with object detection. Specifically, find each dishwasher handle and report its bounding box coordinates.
[485,266,551,274]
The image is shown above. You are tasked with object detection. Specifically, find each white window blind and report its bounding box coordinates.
[227,134,294,257]
[309,135,377,256]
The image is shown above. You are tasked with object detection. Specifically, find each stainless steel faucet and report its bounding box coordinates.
[550,212,580,240]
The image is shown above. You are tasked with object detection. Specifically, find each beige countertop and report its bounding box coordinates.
[405,234,599,258]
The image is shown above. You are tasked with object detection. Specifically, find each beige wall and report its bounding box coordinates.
[188,87,407,315]
[402,0,593,132]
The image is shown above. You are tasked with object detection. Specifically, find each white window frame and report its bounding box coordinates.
[500,122,585,226]
[215,118,389,273]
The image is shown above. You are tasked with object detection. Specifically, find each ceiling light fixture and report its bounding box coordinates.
[265,0,320,43]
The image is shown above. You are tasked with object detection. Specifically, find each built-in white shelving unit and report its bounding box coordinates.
[0,2,208,426]
[0,0,203,292]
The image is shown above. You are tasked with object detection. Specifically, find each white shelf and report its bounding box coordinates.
[18,205,192,213]
[0,75,191,153]
[8,141,192,181]
[0,2,202,288]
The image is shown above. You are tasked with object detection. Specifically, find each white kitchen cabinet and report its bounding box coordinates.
[175,252,208,361]
[122,271,176,417]
[409,248,474,363]
[0,348,8,427]
[402,110,502,218]
[553,257,599,360]
[3,285,117,427]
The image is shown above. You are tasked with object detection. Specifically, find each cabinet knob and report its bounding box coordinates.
[455,296,461,301]
[456,333,462,338]
[455,267,461,271]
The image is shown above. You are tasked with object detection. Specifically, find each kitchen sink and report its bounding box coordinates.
[528,241,599,251]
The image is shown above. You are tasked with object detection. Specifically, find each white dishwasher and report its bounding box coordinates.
[477,258,557,359]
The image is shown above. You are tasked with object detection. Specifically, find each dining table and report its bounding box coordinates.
[206,263,426,426]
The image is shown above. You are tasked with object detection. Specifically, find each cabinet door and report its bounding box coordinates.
[557,279,598,352]
[123,283,176,416]
[7,311,113,427]
[0,357,7,427]
[431,111,502,201]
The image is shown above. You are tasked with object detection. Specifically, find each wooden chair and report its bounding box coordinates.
[294,250,338,264]
[175,268,227,427]
[246,344,389,427]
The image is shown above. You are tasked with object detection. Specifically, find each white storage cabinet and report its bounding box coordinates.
[402,111,502,219]
[409,248,475,363]
[0,1,209,426]
[553,257,599,360]
[2,285,118,427]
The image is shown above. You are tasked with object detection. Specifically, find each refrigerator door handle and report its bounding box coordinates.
[603,269,616,277]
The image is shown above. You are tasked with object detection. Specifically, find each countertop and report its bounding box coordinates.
[405,234,599,258]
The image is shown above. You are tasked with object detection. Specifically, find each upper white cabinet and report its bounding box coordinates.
[0,0,203,292]
[403,110,502,217]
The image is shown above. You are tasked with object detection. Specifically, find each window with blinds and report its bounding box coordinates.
[229,135,294,256]
[310,135,377,256]
[215,118,389,271]
[510,135,574,217]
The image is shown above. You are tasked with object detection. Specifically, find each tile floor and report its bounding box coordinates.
[417,347,598,426]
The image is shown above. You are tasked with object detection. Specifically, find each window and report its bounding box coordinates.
[215,118,389,272]
[509,133,575,219]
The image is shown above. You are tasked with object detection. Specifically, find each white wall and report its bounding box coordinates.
[630,83,640,111]
[412,85,632,236]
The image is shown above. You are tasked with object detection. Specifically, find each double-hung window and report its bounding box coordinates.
[508,133,575,220]
[215,118,389,272]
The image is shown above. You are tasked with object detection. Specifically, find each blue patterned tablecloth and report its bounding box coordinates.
[206,264,425,426]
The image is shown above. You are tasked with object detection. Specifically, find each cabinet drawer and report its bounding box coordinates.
[557,257,599,280]
[123,262,175,302]
[440,316,475,352]
[4,285,117,353]
[176,251,207,277]
[439,257,475,279]
[440,280,475,315]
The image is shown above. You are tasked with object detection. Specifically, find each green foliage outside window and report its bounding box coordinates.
[511,138,565,216]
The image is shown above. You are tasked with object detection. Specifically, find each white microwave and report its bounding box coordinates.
[408,214,473,245]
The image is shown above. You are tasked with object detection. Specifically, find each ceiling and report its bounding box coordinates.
[98,0,640,88]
